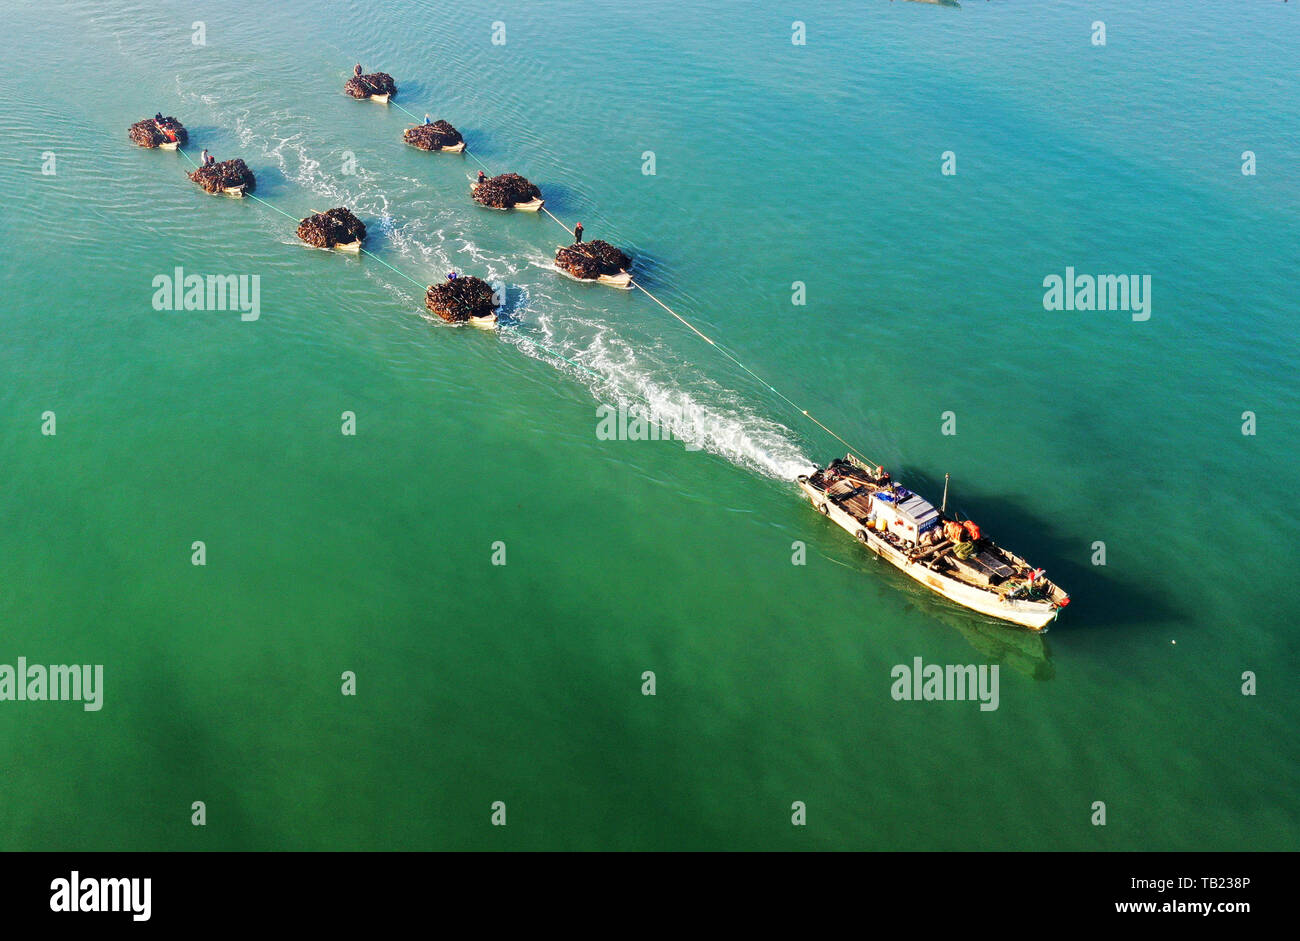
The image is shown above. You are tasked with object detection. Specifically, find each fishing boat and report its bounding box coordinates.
[470,182,544,212]
[797,455,1069,630]
[368,92,390,104]
[467,313,497,329]
[158,139,179,152]
[334,239,362,253]
[221,185,246,198]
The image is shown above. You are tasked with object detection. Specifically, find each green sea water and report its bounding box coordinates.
[1,0,1297,850]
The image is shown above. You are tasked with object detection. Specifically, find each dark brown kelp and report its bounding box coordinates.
[403,120,463,151]
[555,240,632,280]
[188,159,256,194]
[345,72,397,99]
[472,173,541,209]
[297,208,367,248]
[129,116,187,148]
[425,276,496,323]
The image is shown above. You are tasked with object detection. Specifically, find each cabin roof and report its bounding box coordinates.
[894,492,940,527]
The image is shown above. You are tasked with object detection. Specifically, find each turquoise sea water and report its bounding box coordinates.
[1,0,1297,850]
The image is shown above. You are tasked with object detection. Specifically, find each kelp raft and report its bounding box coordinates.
[297,207,366,251]
[188,159,256,197]
[345,72,397,101]
[128,116,187,149]
[403,120,464,152]
[555,240,632,282]
[471,173,543,210]
[425,276,496,325]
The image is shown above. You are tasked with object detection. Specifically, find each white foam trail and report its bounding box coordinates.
[505,312,813,480]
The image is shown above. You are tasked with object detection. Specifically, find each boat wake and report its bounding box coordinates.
[175,85,814,483]
[508,309,813,480]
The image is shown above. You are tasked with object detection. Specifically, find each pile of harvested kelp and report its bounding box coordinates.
[425,276,496,323]
[297,207,366,249]
[555,240,631,279]
[472,173,541,209]
[345,72,396,99]
[188,159,256,194]
[403,120,463,151]
[128,117,187,148]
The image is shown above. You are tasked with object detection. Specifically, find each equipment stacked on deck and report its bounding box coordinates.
[555,240,631,280]
[425,277,496,323]
[472,173,541,209]
[404,121,463,151]
[297,208,366,249]
[128,117,187,148]
[345,72,396,99]
[188,159,256,194]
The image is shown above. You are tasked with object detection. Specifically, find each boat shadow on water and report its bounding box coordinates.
[390,78,435,104]
[237,164,293,202]
[491,285,530,324]
[528,181,585,219]
[886,475,1184,636]
[841,546,1057,682]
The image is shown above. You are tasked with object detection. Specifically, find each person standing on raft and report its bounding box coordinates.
[200,148,210,165]
[354,64,363,77]
[574,223,584,243]
[476,170,487,186]
[424,114,433,125]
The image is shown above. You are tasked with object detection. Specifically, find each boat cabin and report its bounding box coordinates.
[871,488,940,544]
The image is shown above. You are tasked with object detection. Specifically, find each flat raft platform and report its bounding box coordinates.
[798,456,1069,630]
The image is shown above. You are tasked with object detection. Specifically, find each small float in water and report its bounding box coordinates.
[798,456,1069,630]
[404,120,465,153]
[188,158,256,198]
[471,172,544,212]
[554,239,633,289]
[345,70,396,103]
[297,207,366,252]
[129,115,187,150]
[425,275,497,328]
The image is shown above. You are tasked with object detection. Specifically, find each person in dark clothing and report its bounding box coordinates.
[574,223,584,243]
[447,272,457,280]
[354,64,363,77]
[476,170,487,186]
[155,112,163,122]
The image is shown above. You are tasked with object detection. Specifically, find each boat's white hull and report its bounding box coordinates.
[798,479,1057,631]
[221,185,246,198]
[552,264,633,290]
[468,314,497,329]
[441,141,465,153]
[335,239,362,253]
[369,93,390,104]
[159,141,179,151]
